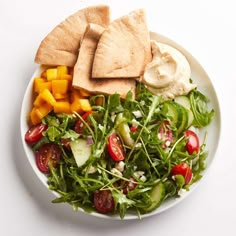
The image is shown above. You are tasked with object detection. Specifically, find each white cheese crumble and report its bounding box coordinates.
[115,161,125,172]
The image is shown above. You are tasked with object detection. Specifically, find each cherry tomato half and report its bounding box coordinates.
[74,111,92,134]
[171,163,192,185]
[107,133,125,161]
[122,177,137,194]
[36,143,61,174]
[94,189,115,214]
[25,123,48,143]
[184,130,200,155]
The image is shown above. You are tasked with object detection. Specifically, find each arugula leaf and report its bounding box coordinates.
[190,90,215,127]
[112,191,135,219]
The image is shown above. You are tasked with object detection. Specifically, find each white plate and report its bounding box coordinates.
[20,32,221,220]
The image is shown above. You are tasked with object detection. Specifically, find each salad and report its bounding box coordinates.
[24,81,214,219]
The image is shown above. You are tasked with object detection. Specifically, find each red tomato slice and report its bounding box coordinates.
[184,130,200,154]
[74,111,92,134]
[36,143,61,174]
[122,177,137,194]
[171,163,192,185]
[107,133,125,161]
[25,123,47,143]
[94,189,115,214]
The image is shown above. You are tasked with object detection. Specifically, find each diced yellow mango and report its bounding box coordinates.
[60,74,73,81]
[40,89,56,106]
[36,81,52,93]
[30,108,41,125]
[46,68,58,81]
[70,100,82,113]
[54,93,68,100]
[35,103,53,119]
[57,66,68,78]
[52,79,69,96]
[79,99,92,112]
[34,78,46,93]
[33,94,45,107]
[53,100,71,113]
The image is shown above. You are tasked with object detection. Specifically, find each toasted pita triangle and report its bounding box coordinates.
[35,5,110,67]
[92,9,152,79]
[72,24,136,99]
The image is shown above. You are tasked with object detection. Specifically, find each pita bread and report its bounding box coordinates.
[35,5,110,67]
[92,9,152,79]
[73,24,136,99]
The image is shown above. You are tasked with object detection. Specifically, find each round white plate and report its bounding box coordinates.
[20,32,221,220]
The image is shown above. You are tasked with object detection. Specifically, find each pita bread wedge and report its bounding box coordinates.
[92,9,152,79]
[73,24,136,99]
[35,5,110,67]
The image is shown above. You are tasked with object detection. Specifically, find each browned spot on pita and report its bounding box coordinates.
[73,24,136,99]
[35,5,110,67]
[92,9,152,79]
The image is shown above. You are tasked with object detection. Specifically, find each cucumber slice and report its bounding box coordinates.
[70,139,91,167]
[175,96,194,128]
[117,122,135,147]
[115,113,134,147]
[175,102,188,135]
[163,101,189,135]
[145,182,165,212]
[175,96,191,109]
[163,101,182,129]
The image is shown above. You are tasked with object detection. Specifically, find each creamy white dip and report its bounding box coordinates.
[142,40,196,99]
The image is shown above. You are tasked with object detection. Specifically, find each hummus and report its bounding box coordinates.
[142,40,196,99]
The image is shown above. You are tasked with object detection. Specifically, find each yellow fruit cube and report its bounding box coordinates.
[54,93,68,100]
[35,103,53,119]
[79,99,92,112]
[52,79,69,96]
[46,68,58,80]
[53,100,71,113]
[57,66,68,78]
[33,94,45,107]
[30,108,41,125]
[34,78,46,93]
[70,100,82,113]
[36,81,52,93]
[40,89,56,106]
[60,74,72,81]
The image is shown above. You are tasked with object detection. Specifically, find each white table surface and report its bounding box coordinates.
[1,0,235,235]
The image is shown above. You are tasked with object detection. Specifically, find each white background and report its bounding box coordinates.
[1,0,235,235]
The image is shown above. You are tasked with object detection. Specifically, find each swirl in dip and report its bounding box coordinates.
[142,40,196,99]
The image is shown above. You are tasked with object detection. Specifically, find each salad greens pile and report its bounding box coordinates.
[30,83,214,219]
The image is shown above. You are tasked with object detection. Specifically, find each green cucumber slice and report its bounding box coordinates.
[175,96,194,128]
[163,101,189,135]
[145,182,165,212]
[175,96,191,109]
[115,113,135,147]
[70,139,91,167]
[175,102,188,135]
[163,101,182,129]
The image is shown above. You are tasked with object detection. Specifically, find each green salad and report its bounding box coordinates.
[24,83,214,219]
